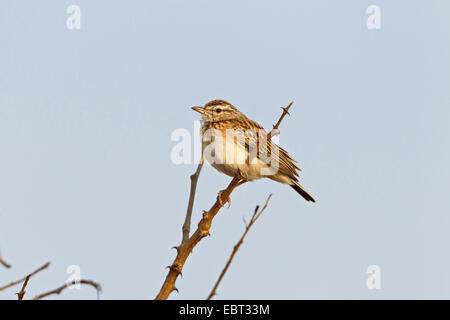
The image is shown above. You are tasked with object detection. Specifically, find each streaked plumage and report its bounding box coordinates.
[192,100,315,202]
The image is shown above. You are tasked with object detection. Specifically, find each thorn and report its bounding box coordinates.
[171,246,180,253]
[201,230,210,237]
[172,287,179,294]
[281,106,291,116]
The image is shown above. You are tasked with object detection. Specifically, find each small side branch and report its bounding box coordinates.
[182,159,204,243]
[249,101,294,163]
[16,275,31,300]
[269,101,293,139]
[0,261,50,291]
[33,280,102,300]
[207,194,272,300]
[0,250,11,269]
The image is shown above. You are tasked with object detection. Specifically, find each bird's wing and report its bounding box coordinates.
[232,117,301,178]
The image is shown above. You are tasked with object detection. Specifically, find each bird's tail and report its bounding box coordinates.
[290,180,316,202]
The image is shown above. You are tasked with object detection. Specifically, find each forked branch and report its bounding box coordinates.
[155,175,245,300]
[0,261,50,291]
[207,194,272,300]
[16,275,31,300]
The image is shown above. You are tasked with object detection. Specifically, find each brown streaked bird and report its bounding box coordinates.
[192,100,315,202]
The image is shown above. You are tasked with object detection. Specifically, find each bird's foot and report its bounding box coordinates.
[217,190,231,208]
[236,169,249,181]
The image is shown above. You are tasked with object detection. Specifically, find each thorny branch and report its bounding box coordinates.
[207,194,272,300]
[269,101,293,139]
[0,261,50,291]
[155,175,245,300]
[155,102,294,300]
[33,279,102,300]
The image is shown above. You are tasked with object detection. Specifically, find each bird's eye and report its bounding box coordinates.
[215,108,222,113]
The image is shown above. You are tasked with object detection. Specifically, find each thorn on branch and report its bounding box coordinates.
[281,106,291,116]
[171,246,180,253]
[167,264,183,276]
[200,230,210,238]
[269,101,294,140]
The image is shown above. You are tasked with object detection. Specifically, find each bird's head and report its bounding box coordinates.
[192,100,241,123]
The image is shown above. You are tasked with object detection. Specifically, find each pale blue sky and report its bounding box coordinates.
[0,0,449,299]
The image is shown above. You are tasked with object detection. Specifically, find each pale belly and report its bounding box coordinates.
[202,135,271,180]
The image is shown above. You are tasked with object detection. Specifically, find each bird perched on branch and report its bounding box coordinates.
[192,100,315,202]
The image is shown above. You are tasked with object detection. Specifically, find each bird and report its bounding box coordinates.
[192,99,315,203]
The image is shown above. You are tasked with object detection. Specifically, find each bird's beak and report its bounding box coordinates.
[191,106,204,114]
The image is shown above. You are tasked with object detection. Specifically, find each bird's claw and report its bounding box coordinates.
[237,169,248,181]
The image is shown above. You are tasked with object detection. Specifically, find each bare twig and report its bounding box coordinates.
[182,159,204,243]
[0,261,50,291]
[207,194,272,300]
[33,279,102,300]
[249,101,294,164]
[0,250,11,268]
[16,275,31,300]
[269,101,293,139]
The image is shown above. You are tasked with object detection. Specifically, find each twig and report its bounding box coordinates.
[33,279,102,300]
[0,250,11,268]
[182,159,204,243]
[269,101,293,139]
[0,261,50,291]
[248,101,293,164]
[16,275,31,300]
[207,194,272,300]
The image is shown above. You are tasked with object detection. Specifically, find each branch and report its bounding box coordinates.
[207,194,272,300]
[16,275,31,300]
[269,101,293,139]
[33,279,102,300]
[249,101,294,164]
[0,261,50,291]
[0,250,11,268]
[155,175,245,300]
[182,159,204,243]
